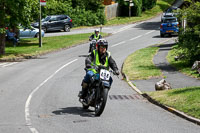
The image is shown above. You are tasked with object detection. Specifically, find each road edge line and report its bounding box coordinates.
[25,59,78,133]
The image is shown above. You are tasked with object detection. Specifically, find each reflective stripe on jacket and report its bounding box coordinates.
[94,34,100,40]
[88,50,110,73]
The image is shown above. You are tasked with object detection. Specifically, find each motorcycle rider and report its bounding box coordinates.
[89,29,102,41]
[79,39,120,99]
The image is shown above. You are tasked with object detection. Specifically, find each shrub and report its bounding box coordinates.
[40,0,106,27]
[117,0,142,16]
[177,1,200,64]
[142,0,157,11]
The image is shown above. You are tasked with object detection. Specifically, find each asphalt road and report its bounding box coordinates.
[0,15,200,133]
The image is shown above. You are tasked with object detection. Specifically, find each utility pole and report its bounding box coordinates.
[39,0,42,47]
[129,0,131,17]
[38,0,46,47]
[129,0,134,17]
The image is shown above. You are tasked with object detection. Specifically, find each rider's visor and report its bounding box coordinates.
[99,45,106,49]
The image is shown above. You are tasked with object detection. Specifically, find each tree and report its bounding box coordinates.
[177,0,200,63]
[0,0,38,55]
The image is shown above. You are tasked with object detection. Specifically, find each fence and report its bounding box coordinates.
[104,3,119,20]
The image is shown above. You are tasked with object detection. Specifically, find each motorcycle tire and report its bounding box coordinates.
[82,104,89,109]
[94,88,109,116]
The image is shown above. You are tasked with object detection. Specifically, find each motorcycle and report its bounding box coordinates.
[88,39,97,53]
[79,65,117,116]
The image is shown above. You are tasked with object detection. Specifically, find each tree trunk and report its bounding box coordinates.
[0,33,6,55]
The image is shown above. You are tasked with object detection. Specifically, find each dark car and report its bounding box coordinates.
[161,6,179,22]
[160,17,179,37]
[32,15,73,33]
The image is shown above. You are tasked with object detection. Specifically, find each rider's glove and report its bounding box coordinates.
[114,70,120,75]
[92,65,99,71]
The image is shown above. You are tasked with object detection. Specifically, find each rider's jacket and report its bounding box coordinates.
[86,50,118,73]
[90,34,102,40]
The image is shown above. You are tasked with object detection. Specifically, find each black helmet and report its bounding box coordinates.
[97,39,108,50]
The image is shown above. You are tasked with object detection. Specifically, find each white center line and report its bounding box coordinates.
[144,30,155,35]
[25,58,78,133]
[130,35,142,41]
[111,41,126,47]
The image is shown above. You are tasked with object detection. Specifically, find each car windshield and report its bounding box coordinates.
[42,16,51,22]
[164,18,177,23]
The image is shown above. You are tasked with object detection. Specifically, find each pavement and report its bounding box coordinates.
[122,38,200,126]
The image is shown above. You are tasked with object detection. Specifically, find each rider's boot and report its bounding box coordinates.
[78,81,88,99]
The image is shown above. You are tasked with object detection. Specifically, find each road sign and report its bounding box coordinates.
[40,0,46,6]
[130,3,134,7]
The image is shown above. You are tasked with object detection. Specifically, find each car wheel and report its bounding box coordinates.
[42,28,47,33]
[64,25,70,32]
[160,32,164,37]
[35,33,39,38]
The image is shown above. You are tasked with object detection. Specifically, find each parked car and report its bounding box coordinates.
[161,12,175,22]
[31,15,73,33]
[19,27,45,38]
[161,6,179,22]
[160,17,179,37]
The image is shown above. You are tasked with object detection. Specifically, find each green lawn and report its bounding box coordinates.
[123,46,162,80]
[1,32,108,61]
[148,87,200,119]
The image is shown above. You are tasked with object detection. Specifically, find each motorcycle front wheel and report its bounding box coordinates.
[82,104,89,109]
[94,88,109,116]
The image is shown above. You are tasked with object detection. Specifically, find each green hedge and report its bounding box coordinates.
[40,0,106,27]
[176,1,200,64]
[142,0,157,11]
[117,0,156,16]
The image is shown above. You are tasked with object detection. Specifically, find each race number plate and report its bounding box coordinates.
[100,69,110,80]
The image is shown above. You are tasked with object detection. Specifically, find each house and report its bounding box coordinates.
[104,0,116,5]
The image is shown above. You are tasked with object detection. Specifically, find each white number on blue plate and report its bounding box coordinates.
[100,69,110,80]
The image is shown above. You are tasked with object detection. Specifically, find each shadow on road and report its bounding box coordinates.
[135,21,161,30]
[52,106,94,117]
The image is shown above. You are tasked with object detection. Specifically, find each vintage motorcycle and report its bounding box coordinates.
[79,65,117,116]
[88,39,97,53]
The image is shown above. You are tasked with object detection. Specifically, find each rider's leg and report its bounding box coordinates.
[109,77,113,86]
[79,71,94,98]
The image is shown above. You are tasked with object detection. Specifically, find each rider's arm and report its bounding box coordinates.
[89,34,94,41]
[108,56,118,71]
[85,52,94,68]
[99,34,102,39]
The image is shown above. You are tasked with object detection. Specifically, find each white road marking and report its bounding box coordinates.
[130,35,142,40]
[0,63,9,66]
[25,58,78,133]
[111,41,126,47]
[1,62,18,67]
[144,30,155,35]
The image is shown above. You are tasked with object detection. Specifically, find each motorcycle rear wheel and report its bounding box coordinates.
[94,88,109,116]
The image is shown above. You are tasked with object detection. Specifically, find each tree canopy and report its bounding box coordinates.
[177,0,200,63]
[0,0,38,55]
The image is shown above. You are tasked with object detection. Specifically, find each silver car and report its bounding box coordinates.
[19,27,45,38]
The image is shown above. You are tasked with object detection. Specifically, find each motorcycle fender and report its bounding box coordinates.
[102,81,110,88]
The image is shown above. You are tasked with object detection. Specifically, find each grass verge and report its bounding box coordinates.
[122,46,162,80]
[148,86,200,119]
[167,47,200,79]
[105,0,175,26]
[1,32,108,61]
